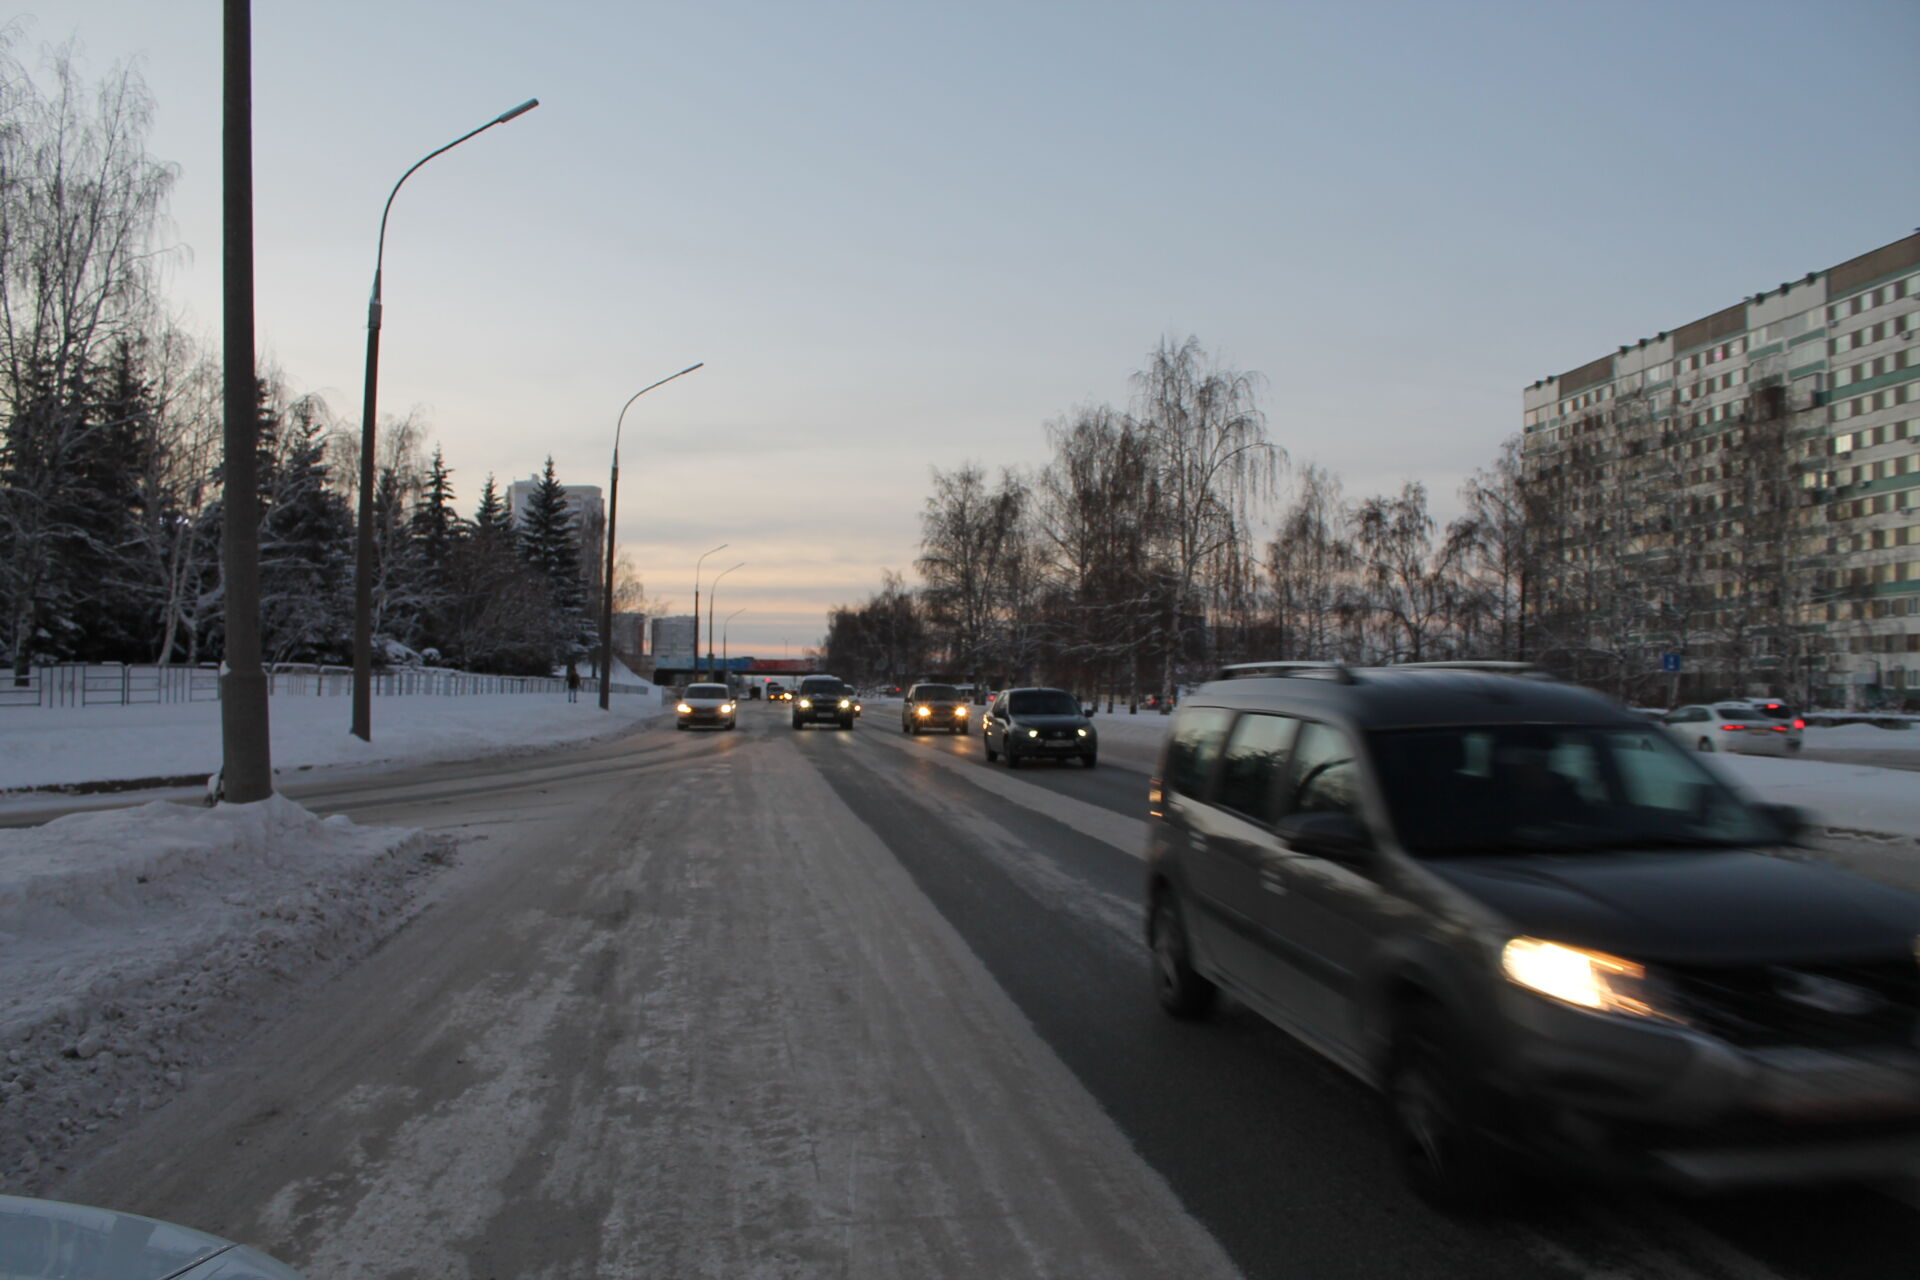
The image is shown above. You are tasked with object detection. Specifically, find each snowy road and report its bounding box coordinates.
[34,702,1920,1278]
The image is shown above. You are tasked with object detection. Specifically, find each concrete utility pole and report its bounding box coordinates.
[218,0,271,803]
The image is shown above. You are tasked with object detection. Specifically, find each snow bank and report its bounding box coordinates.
[0,688,666,793]
[0,795,454,1186]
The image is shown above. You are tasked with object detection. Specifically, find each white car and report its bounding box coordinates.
[0,1194,306,1278]
[675,682,737,730]
[1660,701,1803,755]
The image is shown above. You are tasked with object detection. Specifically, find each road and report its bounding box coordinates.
[43,701,1920,1278]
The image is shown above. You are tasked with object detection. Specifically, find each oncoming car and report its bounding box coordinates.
[1145,661,1920,1210]
[1661,701,1803,755]
[983,687,1096,767]
[792,674,857,730]
[902,683,970,734]
[675,683,737,730]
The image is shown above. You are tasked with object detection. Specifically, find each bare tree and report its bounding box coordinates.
[1130,336,1281,701]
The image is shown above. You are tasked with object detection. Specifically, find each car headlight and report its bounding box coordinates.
[1076,728,1088,737]
[798,698,812,709]
[953,706,968,716]
[675,702,691,713]
[838,698,851,709]
[721,703,735,714]
[1027,728,1039,738]
[916,705,931,717]
[1501,937,1670,1020]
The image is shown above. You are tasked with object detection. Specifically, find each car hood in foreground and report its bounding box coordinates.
[0,1195,306,1278]
[1424,850,1920,964]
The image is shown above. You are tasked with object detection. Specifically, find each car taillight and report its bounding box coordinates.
[1720,724,1747,731]
[1769,725,1787,732]
[1793,719,1805,730]
[1148,779,1164,818]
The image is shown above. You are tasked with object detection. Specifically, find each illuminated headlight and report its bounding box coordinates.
[675,702,692,714]
[1076,728,1088,737]
[916,705,932,717]
[1501,937,1671,1020]
[798,698,812,709]
[953,706,968,716]
[1026,728,1039,738]
[720,703,735,714]
[838,698,851,709]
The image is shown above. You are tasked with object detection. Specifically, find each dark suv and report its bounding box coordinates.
[1144,661,1920,1209]
[983,687,1096,768]
[791,674,857,730]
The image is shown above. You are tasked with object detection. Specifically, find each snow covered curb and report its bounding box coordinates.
[0,796,456,1188]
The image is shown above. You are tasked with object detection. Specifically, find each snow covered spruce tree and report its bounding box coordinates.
[256,393,353,664]
[0,40,176,681]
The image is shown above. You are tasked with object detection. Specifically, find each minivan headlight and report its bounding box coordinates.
[798,698,812,709]
[1501,937,1670,1020]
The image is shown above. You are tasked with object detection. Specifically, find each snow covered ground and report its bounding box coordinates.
[3,692,1917,1191]
[0,680,672,1185]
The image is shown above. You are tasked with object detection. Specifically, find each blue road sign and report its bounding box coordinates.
[1661,652,1682,673]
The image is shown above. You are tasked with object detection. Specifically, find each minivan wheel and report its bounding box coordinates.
[1080,752,1097,769]
[1385,1005,1504,1213]
[984,736,998,762]
[1696,737,1714,752]
[1006,743,1021,769]
[1150,893,1216,1019]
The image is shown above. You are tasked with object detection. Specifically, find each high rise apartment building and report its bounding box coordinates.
[1521,232,1920,706]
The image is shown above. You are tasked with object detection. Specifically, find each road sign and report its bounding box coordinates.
[1661,653,1682,673]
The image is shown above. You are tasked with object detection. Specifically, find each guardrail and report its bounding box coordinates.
[0,663,660,709]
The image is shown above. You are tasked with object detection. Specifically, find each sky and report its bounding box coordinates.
[9,0,1919,657]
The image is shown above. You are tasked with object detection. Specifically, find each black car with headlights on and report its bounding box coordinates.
[1144,660,1920,1211]
[791,674,857,730]
[901,682,971,734]
[984,687,1096,767]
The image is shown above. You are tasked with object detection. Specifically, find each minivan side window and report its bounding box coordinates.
[1214,713,1298,825]
[1282,721,1361,818]
[1163,707,1234,799]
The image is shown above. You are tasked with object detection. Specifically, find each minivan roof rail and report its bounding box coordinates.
[1216,660,1357,685]
[1392,660,1557,681]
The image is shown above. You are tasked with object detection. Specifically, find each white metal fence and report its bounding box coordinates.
[0,663,660,709]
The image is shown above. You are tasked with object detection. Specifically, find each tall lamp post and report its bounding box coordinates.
[691,543,728,680]
[722,607,746,682]
[706,561,744,675]
[598,363,704,710]
[351,97,539,742]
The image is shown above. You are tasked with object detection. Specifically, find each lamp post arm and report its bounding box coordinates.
[372,100,540,292]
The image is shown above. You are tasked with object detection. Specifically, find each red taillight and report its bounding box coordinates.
[1793,719,1806,730]
[1720,724,1747,731]
[1769,725,1787,732]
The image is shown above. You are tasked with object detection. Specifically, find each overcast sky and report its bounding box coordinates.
[12,1,1920,656]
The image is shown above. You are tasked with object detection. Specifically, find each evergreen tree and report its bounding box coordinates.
[257,395,353,663]
[517,456,584,624]
[405,446,459,658]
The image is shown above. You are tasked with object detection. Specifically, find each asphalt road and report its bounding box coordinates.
[38,701,1920,1278]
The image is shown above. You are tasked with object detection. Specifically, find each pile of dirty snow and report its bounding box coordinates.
[0,795,454,1187]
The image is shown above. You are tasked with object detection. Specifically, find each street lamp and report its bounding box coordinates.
[692,543,727,679]
[706,561,745,675]
[722,607,746,679]
[598,363,704,710]
[350,97,540,742]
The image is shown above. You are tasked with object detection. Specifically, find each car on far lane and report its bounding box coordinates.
[1661,701,1803,755]
[984,687,1097,768]
[902,682,971,734]
[676,682,737,730]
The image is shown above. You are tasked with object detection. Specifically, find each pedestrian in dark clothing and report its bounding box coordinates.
[566,664,581,702]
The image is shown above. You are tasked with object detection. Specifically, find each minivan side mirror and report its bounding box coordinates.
[1276,811,1373,861]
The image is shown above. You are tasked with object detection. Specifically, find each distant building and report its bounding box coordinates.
[1522,231,1919,706]
[651,615,695,669]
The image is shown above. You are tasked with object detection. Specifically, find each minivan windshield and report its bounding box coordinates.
[1007,689,1080,717]
[1369,725,1779,856]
